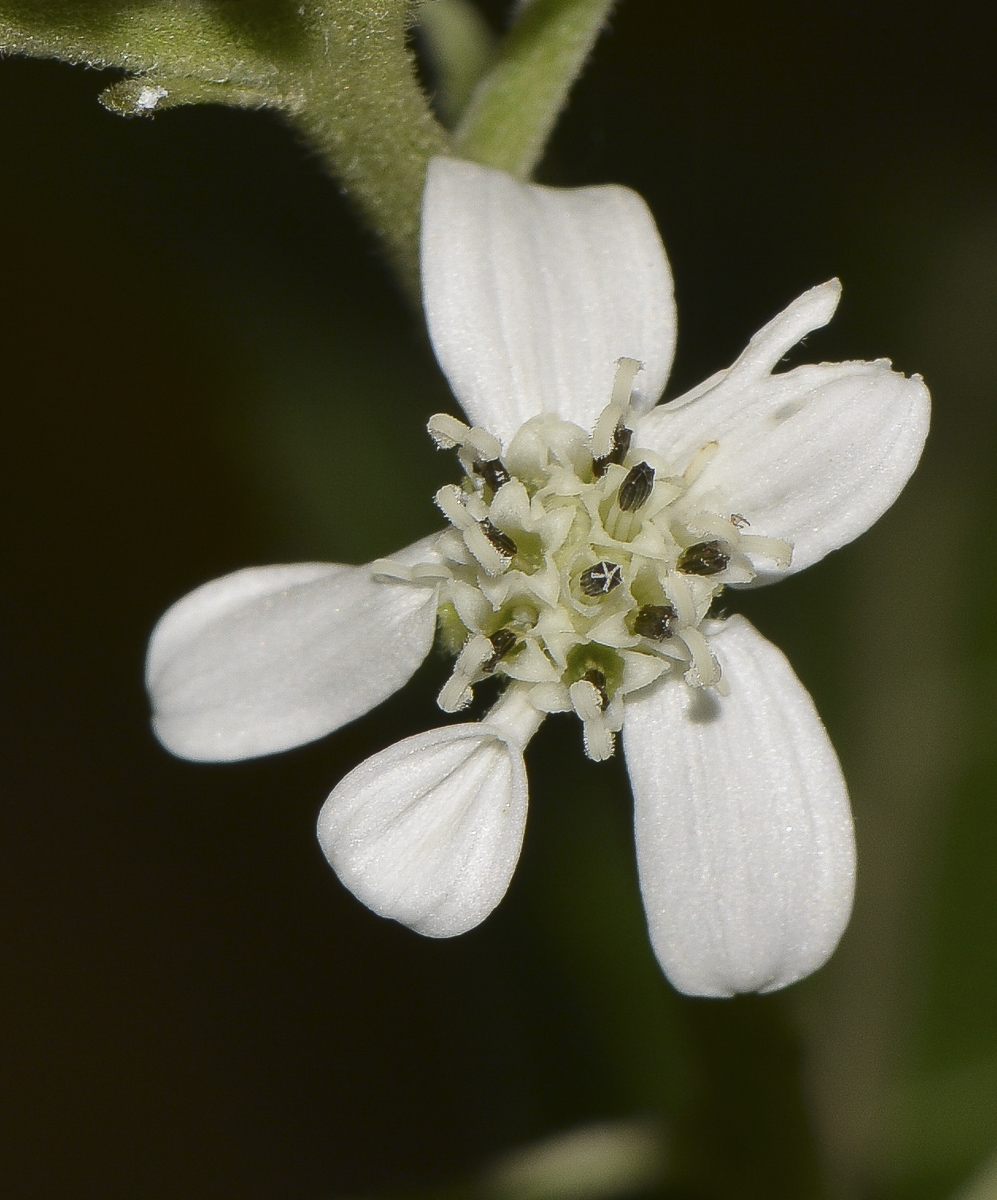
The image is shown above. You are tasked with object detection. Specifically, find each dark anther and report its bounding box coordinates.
[579,561,623,597]
[484,628,517,673]
[592,423,633,477]
[473,458,511,491]
[580,668,609,711]
[677,541,730,576]
[480,519,518,558]
[617,461,655,513]
[634,603,677,641]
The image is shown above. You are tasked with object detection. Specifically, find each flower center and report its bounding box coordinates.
[378,360,791,761]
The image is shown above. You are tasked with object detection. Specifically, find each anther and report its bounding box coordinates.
[484,628,517,673]
[580,668,609,711]
[617,461,655,512]
[731,513,750,529]
[677,541,730,576]
[633,603,677,641]
[480,519,518,559]
[579,561,623,596]
[473,458,511,492]
[592,424,632,478]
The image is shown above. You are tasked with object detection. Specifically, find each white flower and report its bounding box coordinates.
[146,157,930,997]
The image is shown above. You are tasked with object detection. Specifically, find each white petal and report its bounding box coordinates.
[317,722,528,936]
[147,537,440,762]
[724,279,841,381]
[636,287,929,578]
[623,615,854,997]
[421,156,675,446]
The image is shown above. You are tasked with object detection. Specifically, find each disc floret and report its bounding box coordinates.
[379,361,791,761]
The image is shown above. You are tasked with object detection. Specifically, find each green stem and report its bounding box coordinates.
[291,4,452,297]
[0,1,450,296]
[0,0,621,289]
[454,0,617,179]
[416,0,497,130]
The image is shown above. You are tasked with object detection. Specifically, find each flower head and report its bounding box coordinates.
[146,157,929,997]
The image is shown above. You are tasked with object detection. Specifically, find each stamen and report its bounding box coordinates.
[591,358,642,463]
[617,461,655,512]
[435,484,475,530]
[438,635,492,712]
[592,424,633,478]
[427,412,469,449]
[473,459,511,492]
[677,541,730,576]
[480,519,518,558]
[569,677,617,761]
[580,667,609,711]
[484,628,517,672]
[464,519,515,576]
[579,561,623,597]
[464,427,502,463]
[424,382,784,746]
[634,603,676,641]
[611,356,643,407]
[663,572,696,627]
[681,626,722,688]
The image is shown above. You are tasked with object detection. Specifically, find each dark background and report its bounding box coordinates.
[2,1,997,1197]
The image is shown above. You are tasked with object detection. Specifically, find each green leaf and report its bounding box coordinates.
[0,0,622,289]
[0,2,304,84]
[99,75,276,117]
[454,0,617,179]
[416,0,497,129]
